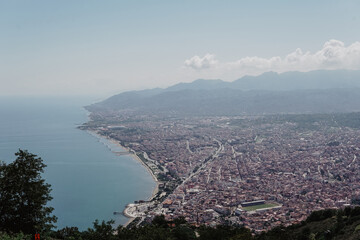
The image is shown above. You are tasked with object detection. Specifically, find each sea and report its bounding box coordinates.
[0,96,156,230]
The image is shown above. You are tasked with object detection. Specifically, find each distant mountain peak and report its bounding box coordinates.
[87,69,360,116]
[166,78,228,91]
[192,78,224,83]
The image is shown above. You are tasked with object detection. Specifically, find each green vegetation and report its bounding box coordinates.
[354,224,360,232]
[256,207,360,240]
[3,207,360,240]
[50,207,360,240]
[0,232,28,240]
[136,152,147,162]
[242,203,279,211]
[0,150,57,235]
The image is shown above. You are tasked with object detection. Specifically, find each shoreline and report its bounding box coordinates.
[86,130,159,226]
[92,131,160,199]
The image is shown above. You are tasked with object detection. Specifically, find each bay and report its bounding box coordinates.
[0,96,156,230]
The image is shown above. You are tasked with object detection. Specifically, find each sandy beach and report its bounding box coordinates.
[102,133,159,198]
[87,130,159,226]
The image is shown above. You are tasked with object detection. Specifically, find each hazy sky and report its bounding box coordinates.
[1,0,360,96]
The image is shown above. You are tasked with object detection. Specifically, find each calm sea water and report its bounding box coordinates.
[0,97,156,230]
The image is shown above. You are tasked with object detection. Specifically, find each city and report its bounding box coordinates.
[82,112,360,232]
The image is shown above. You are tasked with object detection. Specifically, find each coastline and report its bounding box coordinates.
[130,150,159,198]
[86,130,159,226]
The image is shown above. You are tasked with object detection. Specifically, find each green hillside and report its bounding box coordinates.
[2,207,360,240]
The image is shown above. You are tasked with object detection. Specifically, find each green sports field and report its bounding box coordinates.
[242,203,279,211]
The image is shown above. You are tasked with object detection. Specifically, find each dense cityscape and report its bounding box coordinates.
[82,112,360,232]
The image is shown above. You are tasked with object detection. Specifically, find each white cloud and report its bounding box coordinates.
[184,40,360,77]
[184,54,218,69]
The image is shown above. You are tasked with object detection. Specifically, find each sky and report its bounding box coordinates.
[1,0,360,97]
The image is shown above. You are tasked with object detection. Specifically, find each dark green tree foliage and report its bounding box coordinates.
[152,215,169,228]
[115,215,197,240]
[197,225,252,240]
[82,220,116,240]
[0,150,57,234]
[306,209,336,223]
[52,226,82,240]
[256,225,293,240]
[47,207,360,240]
[0,232,28,240]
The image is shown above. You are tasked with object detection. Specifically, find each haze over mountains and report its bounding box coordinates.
[87,70,360,116]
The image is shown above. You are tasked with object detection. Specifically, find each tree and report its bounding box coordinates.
[173,216,187,226]
[82,220,116,240]
[152,215,169,228]
[52,226,82,240]
[0,150,57,234]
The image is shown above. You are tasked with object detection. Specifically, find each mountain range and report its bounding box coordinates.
[86,69,360,116]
